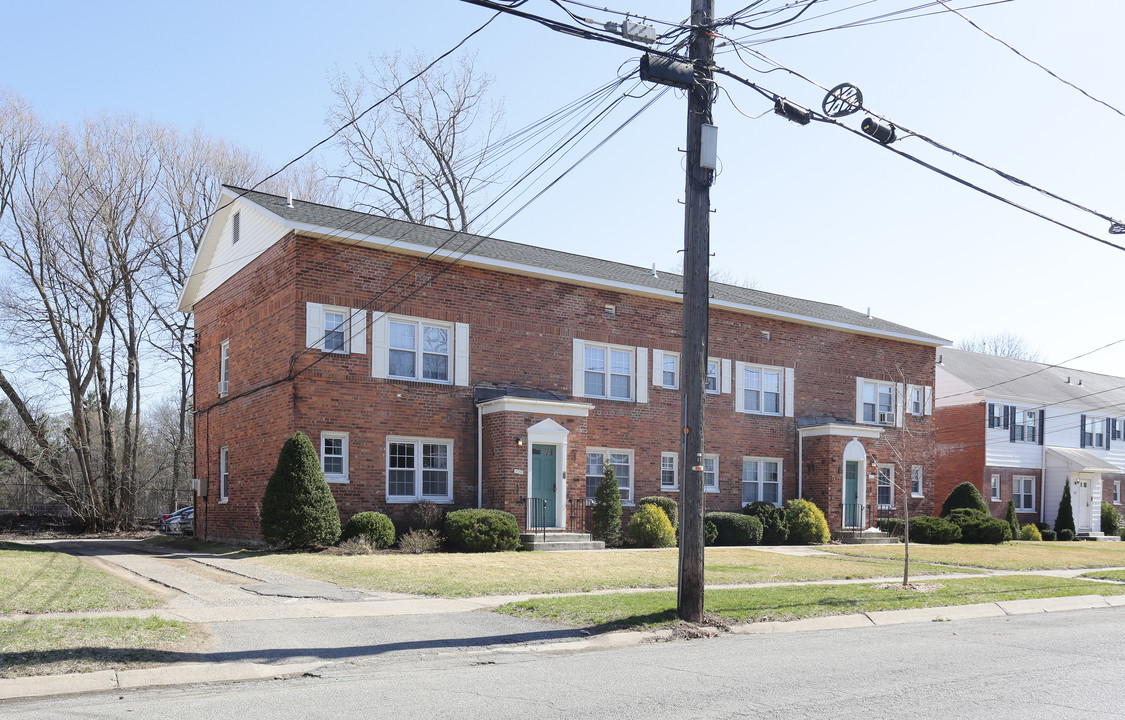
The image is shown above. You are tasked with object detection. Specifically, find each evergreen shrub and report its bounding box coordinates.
[1101,501,1121,537]
[908,516,961,544]
[1058,528,1075,541]
[742,501,789,545]
[877,517,905,537]
[637,496,678,531]
[1040,529,1057,541]
[592,464,623,548]
[785,499,830,545]
[444,509,520,552]
[704,512,762,546]
[705,520,718,545]
[260,432,341,549]
[1020,523,1043,541]
[940,482,990,517]
[1004,499,1020,539]
[1055,483,1076,535]
[948,508,1011,544]
[628,504,676,548]
[340,511,395,549]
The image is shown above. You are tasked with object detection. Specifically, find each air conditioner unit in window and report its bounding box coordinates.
[218,380,228,396]
[1025,410,1037,422]
[191,478,207,497]
[878,411,895,425]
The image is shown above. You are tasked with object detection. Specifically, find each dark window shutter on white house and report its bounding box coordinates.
[1009,409,1017,443]
[988,403,996,428]
[1003,405,1010,430]
[1080,414,1087,448]
[1107,420,1112,452]
[1038,410,1045,446]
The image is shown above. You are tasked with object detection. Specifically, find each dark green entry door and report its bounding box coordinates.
[844,460,860,528]
[532,444,557,527]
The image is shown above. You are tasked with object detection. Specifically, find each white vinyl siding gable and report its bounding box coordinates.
[986,401,1047,469]
[372,315,469,386]
[198,204,288,301]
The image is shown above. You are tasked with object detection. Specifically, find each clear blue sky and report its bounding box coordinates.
[4,0,1125,376]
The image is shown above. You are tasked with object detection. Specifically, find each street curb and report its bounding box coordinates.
[0,661,324,702]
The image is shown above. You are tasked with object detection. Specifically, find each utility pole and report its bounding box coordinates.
[677,0,715,624]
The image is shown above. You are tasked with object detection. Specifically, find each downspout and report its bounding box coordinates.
[1039,437,1046,525]
[797,426,803,499]
[476,403,483,509]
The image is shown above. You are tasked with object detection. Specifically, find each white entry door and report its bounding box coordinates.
[1075,478,1092,531]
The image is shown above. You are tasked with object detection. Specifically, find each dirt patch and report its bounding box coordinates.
[874,582,945,592]
[669,612,732,640]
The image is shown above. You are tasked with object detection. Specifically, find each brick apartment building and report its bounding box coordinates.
[935,348,1125,534]
[178,187,946,543]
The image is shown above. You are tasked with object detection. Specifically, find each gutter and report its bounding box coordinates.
[477,403,483,509]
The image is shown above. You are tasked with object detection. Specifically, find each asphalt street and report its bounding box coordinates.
[7,605,1125,719]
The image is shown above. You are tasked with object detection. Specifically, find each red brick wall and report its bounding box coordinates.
[935,403,986,512]
[192,233,938,540]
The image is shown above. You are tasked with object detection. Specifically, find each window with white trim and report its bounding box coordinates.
[742,457,781,506]
[386,438,453,502]
[661,353,679,389]
[703,454,719,492]
[1013,475,1035,512]
[218,339,229,397]
[586,449,633,503]
[910,386,923,416]
[989,473,1001,501]
[877,464,894,507]
[1082,416,1106,449]
[389,318,451,382]
[987,403,1006,428]
[219,446,229,503]
[324,309,347,353]
[705,359,719,394]
[1114,480,1121,504]
[660,452,678,491]
[1013,408,1038,443]
[742,364,782,415]
[911,465,923,497]
[584,344,633,400]
[863,381,895,425]
[321,432,349,483]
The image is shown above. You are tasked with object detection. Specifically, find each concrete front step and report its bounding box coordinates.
[1077,532,1122,542]
[834,529,897,545]
[520,531,605,551]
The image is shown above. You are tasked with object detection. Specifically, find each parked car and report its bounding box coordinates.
[158,506,194,535]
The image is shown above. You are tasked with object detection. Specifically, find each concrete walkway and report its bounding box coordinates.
[3,538,1125,702]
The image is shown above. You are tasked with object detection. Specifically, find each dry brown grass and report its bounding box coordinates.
[825,541,1125,571]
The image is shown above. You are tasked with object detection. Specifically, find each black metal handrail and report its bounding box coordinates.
[520,497,548,542]
[840,502,867,530]
[568,497,593,533]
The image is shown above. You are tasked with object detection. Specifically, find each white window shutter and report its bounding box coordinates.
[454,322,470,387]
[895,382,905,427]
[855,377,865,423]
[721,359,732,394]
[371,314,388,379]
[635,347,648,403]
[348,308,366,355]
[651,349,662,386]
[924,386,933,415]
[734,361,745,413]
[305,302,324,350]
[572,338,585,398]
[784,367,795,418]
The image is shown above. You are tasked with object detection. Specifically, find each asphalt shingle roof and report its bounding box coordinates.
[232,186,946,344]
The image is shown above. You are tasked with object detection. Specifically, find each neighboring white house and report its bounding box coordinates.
[935,348,1125,535]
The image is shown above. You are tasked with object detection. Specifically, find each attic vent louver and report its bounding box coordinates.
[232,211,241,244]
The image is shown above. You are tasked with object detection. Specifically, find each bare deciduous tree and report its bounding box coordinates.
[956,332,1041,362]
[326,50,503,231]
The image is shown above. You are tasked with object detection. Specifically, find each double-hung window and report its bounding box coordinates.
[1114,480,1121,505]
[219,446,229,503]
[705,359,720,394]
[742,458,781,506]
[1013,409,1038,443]
[911,465,923,497]
[386,438,453,502]
[863,381,895,425]
[910,386,924,416]
[989,473,1001,501]
[662,353,679,389]
[218,340,229,397]
[321,432,349,483]
[877,465,894,507]
[1013,475,1035,512]
[584,345,633,400]
[743,365,782,415]
[660,452,678,491]
[586,449,633,503]
[703,454,719,492]
[324,310,347,353]
[389,319,451,383]
[1082,416,1106,449]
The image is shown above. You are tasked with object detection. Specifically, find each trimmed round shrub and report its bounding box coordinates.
[260,432,341,549]
[908,515,961,544]
[1040,528,1057,541]
[1035,522,1050,532]
[785,499,830,545]
[1020,523,1043,541]
[444,509,520,552]
[340,511,395,549]
[877,517,905,538]
[629,504,676,548]
[1058,528,1075,541]
[948,508,1011,544]
[704,512,763,546]
[592,465,623,548]
[743,501,788,545]
[940,482,990,517]
[405,500,446,531]
[1055,482,1076,534]
[637,496,678,531]
[1101,501,1121,537]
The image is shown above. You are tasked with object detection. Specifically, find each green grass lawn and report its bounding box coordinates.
[1080,569,1125,582]
[825,541,1125,571]
[497,575,1125,631]
[0,616,203,678]
[247,547,969,597]
[0,542,163,614]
